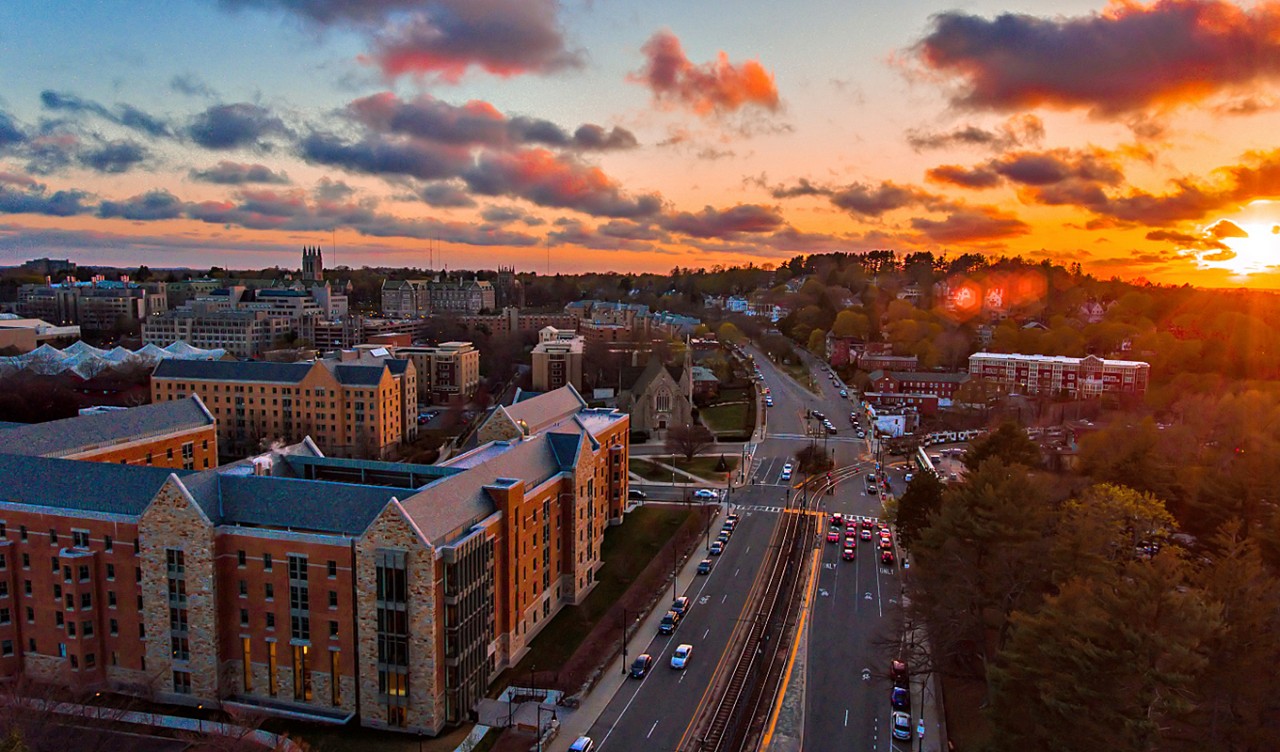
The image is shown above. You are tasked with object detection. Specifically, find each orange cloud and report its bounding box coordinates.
[632,30,780,116]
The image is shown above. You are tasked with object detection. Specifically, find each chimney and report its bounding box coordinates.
[252,456,273,476]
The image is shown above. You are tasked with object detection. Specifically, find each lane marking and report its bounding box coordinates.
[844,709,849,727]
[702,628,709,640]
[647,720,658,738]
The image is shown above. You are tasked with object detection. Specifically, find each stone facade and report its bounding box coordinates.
[355,502,442,734]
[138,477,218,703]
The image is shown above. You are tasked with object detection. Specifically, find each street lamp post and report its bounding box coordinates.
[621,608,630,674]
[536,706,558,752]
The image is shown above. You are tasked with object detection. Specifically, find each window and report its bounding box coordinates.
[108,591,116,607]
[292,644,313,701]
[25,607,32,623]
[1,641,12,657]
[240,608,249,626]
[19,526,26,542]
[69,655,78,669]
[330,650,341,706]
[328,591,338,609]
[20,554,27,569]
[134,539,140,553]
[48,529,57,545]
[85,653,95,668]
[265,583,274,600]
[55,612,64,627]
[0,582,7,598]
[54,584,61,599]
[136,567,142,583]
[266,613,275,629]
[242,638,253,693]
[239,580,247,597]
[82,620,93,637]
[329,620,338,638]
[104,535,112,552]
[78,565,88,582]
[0,522,5,539]
[237,550,246,567]
[110,619,118,635]
[80,593,91,609]
[267,641,278,697]
[106,563,115,580]
[0,553,5,569]
[139,623,145,638]
[172,670,192,694]
[263,553,272,571]
[67,622,75,636]
[71,530,89,548]
[22,581,30,596]
[327,560,337,578]
[0,609,9,625]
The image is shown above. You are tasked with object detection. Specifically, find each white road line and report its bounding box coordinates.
[721,593,728,603]
[844,709,849,727]
[647,720,659,738]
[875,550,884,618]
[702,627,709,640]
[734,568,740,577]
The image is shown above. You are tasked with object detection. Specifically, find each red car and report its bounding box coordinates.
[845,535,857,547]
[860,528,873,541]
[842,547,856,561]
[860,518,873,530]
[827,530,840,544]
[881,550,896,566]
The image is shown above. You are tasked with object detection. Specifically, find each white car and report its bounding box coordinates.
[780,463,793,481]
[693,489,719,500]
[765,396,774,407]
[670,643,693,669]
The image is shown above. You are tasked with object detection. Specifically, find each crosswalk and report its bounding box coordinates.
[765,432,866,444]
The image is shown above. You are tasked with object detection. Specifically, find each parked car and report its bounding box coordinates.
[710,541,724,555]
[630,654,654,678]
[569,737,596,752]
[892,711,912,740]
[628,489,647,500]
[671,596,691,617]
[891,686,911,711]
[716,532,730,545]
[891,659,909,687]
[670,643,694,669]
[765,396,774,407]
[658,610,681,635]
[697,558,713,575]
[839,389,848,397]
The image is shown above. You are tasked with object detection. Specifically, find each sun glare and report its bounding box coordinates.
[1208,223,1280,277]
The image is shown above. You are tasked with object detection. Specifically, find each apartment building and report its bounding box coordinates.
[150,357,416,459]
[457,307,577,338]
[868,370,971,400]
[396,342,481,405]
[17,279,165,331]
[143,307,293,359]
[0,386,628,736]
[531,328,584,393]
[380,278,496,317]
[968,352,1150,397]
[0,396,217,469]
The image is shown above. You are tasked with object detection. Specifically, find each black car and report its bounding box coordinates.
[696,558,713,575]
[630,654,653,678]
[658,610,681,634]
[628,489,647,501]
[671,596,691,617]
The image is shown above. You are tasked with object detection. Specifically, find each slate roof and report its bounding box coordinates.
[0,454,192,517]
[0,396,214,459]
[212,473,396,535]
[402,433,565,544]
[502,384,586,434]
[152,359,315,383]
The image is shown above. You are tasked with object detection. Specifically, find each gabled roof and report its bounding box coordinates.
[502,384,587,434]
[0,396,214,459]
[0,454,192,517]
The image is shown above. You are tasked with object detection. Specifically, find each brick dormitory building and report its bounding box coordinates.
[0,385,628,735]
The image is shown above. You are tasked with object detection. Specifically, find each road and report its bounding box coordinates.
[588,344,911,751]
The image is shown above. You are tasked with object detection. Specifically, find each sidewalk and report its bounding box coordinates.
[545,503,726,752]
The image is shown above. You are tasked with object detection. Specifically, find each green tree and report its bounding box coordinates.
[986,554,1218,752]
[806,328,826,356]
[911,459,1054,677]
[893,471,945,549]
[1048,483,1176,585]
[962,421,1041,471]
[831,308,869,339]
[716,321,745,344]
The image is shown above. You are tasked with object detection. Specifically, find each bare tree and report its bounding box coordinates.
[665,423,715,462]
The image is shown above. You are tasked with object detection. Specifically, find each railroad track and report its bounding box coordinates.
[684,474,821,752]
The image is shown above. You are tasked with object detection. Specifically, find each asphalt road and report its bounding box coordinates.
[594,346,919,752]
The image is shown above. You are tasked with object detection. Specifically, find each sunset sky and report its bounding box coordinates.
[3,0,1280,287]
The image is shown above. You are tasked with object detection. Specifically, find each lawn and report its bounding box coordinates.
[781,363,820,394]
[495,506,694,689]
[629,457,675,482]
[702,402,749,434]
[671,454,739,480]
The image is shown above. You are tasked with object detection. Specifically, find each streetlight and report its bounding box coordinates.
[536,706,559,752]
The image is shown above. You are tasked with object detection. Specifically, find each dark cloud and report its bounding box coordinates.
[662,204,786,238]
[632,29,780,116]
[597,219,668,242]
[190,161,290,185]
[914,1,1280,115]
[418,183,476,208]
[1213,97,1277,116]
[0,110,27,148]
[1145,228,1229,251]
[368,1,582,81]
[22,133,79,175]
[926,164,1001,189]
[769,178,829,199]
[479,205,544,225]
[0,181,89,217]
[545,219,656,251]
[909,206,1030,244]
[78,140,148,173]
[299,131,470,181]
[98,190,186,220]
[463,148,663,218]
[830,182,946,217]
[40,90,172,138]
[188,103,289,149]
[312,178,357,202]
[906,114,1043,151]
[170,73,218,99]
[347,92,637,152]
